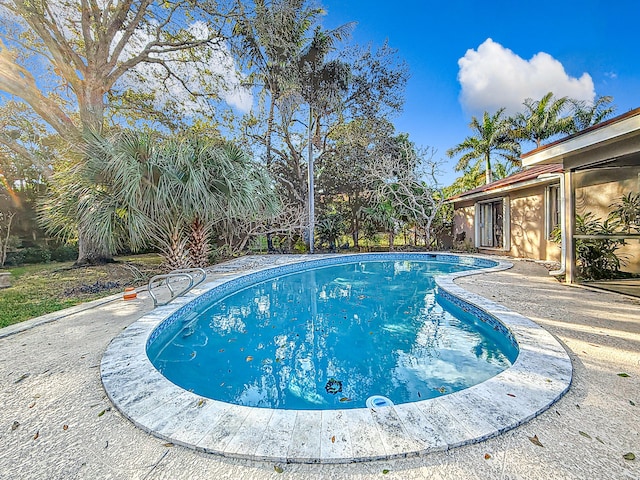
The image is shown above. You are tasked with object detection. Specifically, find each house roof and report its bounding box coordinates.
[522,107,640,167]
[447,163,563,202]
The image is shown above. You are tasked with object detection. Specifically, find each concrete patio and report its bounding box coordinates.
[0,255,638,479]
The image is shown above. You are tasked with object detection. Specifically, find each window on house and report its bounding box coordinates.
[477,199,505,248]
[546,184,561,239]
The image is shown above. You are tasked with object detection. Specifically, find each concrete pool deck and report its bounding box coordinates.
[1,255,639,479]
[101,253,571,464]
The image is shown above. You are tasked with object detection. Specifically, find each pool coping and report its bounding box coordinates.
[100,253,572,464]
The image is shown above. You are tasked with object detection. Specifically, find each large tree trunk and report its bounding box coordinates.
[188,217,211,268]
[75,227,113,266]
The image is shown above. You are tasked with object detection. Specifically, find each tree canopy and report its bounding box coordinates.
[447,108,520,185]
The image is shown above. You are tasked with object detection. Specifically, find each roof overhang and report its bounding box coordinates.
[447,175,559,205]
[522,108,640,169]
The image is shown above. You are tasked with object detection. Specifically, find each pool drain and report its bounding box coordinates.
[366,395,394,408]
[325,378,343,394]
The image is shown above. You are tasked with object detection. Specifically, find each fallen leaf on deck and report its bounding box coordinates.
[484,453,491,460]
[507,393,516,397]
[617,373,630,377]
[11,421,19,431]
[98,410,106,417]
[274,465,284,473]
[33,431,39,440]
[623,452,635,461]
[630,400,636,406]
[163,443,174,447]
[197,399,205,407]
[579,431,591,439]
[528,435,544,447]
[14,373,29,384]
[63,425,68,431]
[596,437,605,444]
[28,401,36,408]
[331,435,336,443]
[382,469,390,474]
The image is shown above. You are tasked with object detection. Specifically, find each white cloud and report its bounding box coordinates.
[457,38,595,115]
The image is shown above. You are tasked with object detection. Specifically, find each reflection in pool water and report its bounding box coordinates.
[147,260,518,410]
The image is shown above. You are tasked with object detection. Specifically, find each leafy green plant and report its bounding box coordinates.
[51,244,80,262]
[22,246,52,264]
[316,212,346,251]
[552,212,626,280]
[609,192,640,233]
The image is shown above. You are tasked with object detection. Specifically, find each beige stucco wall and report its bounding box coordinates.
[575,165,640,273]
[452,203,475,246]
[508,186,560,262]
[452,187,561,262]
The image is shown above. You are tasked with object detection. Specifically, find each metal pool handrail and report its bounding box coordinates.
[148,268,206,307]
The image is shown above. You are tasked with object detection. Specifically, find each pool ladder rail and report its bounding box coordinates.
[148,268,207,308]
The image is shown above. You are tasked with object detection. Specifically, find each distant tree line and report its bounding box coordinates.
[0,0,618,268]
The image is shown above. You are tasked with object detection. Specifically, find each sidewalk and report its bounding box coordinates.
[0,256,638,479]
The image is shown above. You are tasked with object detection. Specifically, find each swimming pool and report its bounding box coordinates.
[101,253,572,463]
[147,259,518,410]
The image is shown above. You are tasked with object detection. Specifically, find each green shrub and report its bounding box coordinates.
[4,251,25,266]
[609,192,640,233]
[316,212,346,251]
[293,238,307,253]
[22,246,52,264]
[552,212,625,280]
[51,244,79,262]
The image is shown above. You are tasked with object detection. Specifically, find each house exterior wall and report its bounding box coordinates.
[575,165,640,273]
[452,186,561,262]
[452,203,475,248]
[508,186,560,262]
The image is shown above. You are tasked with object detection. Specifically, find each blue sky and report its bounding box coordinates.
[320,0,640,185]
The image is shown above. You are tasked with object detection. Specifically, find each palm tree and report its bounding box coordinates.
[570,95,616,132]
[447,109,520,185]
[44,131,280,270]
[38,136,132,265]
[446,164,485,196]
[513,92,574,148]
[234,0,322,172]
[297,25,352,252]
[234,2,345,252]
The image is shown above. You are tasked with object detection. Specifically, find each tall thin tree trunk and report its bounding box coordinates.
[307,106,315,253]
[265,97,276,252]
[485,153,493,184]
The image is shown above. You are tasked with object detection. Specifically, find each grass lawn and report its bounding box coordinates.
[0,254,164,329]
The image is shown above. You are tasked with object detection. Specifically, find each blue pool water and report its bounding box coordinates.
[147,260,518,410]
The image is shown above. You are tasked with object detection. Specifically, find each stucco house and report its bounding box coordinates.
[449,107,640,283]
